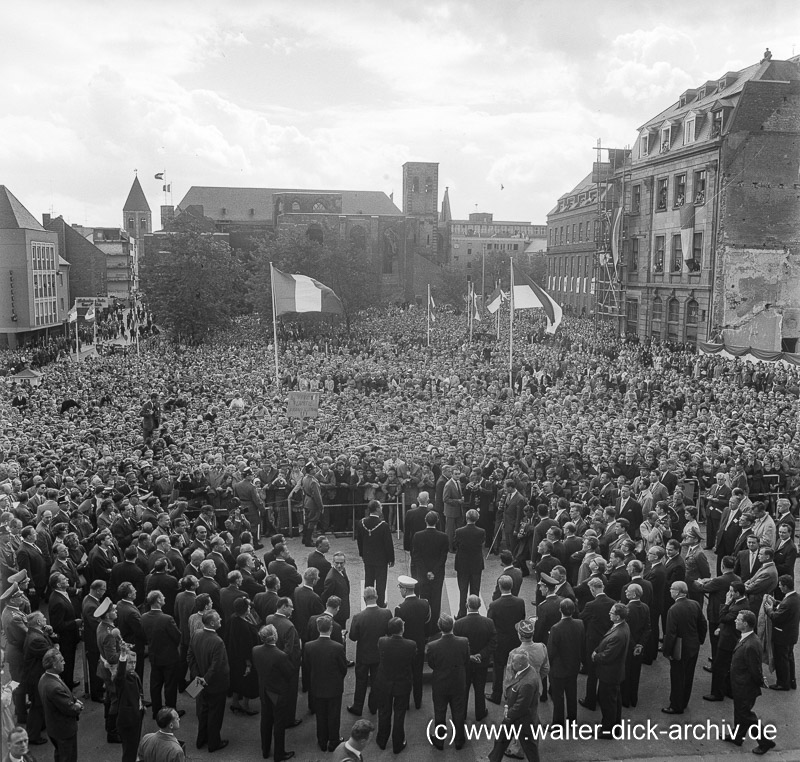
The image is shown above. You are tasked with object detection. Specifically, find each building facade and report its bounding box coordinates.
[0,187,71,350]
[622,53,800,348]
[43,216,108,300]
[123,176,151,297]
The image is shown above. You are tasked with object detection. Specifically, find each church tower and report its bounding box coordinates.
[123,175,151,293]
[402,161,439,261]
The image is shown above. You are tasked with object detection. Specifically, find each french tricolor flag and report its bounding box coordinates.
[271,266,344,317]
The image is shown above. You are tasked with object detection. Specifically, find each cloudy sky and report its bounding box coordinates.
[2,1,797,228]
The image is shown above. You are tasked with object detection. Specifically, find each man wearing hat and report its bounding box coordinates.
[682,527,710,607]
[394,575,430,710]
[1,578,30,723]
[95,597,123,742]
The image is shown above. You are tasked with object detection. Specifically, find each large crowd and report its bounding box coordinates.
[0,305,798,762]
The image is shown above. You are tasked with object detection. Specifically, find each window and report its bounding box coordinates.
[566,226,570,244]
[30,242,57,326]
[667,298,680,340]
[684,116,696,145]
[660,126,672,152]
[572,224,576,242]
[291,200,300,212]
[690,232,703,272]
[560,227,564,245]
[652,296,663,322]
[674,174,686,207]
[685,299,699,344]
[711,112,723,138]
[626,299,639,334]
[640,132,650,156]
[694,170,706,204]
[412,178,419,193]
[631,185,641,214]
[578,222,583,242]
[313,201,326,212]
[657,178,668,211]
[593,220,599,240]
[127,217,134,232]
[654,236,665,272]
[671,234,683,272]
[629,238,639,272]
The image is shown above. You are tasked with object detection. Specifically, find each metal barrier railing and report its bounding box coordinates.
[283,495,407,539]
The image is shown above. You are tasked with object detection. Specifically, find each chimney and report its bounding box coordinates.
[42,213,51,226]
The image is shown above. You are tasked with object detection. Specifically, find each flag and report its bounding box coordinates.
[512,265,563,334]
[67,305,77,323]
[162,184,171,192]
[428,291,437,323]
[680,203,695,271]
[610,208,623,268]
[486,286,506,314]
[472,292,482,322]
[84,306,96,322]
[154,172,164,180]
[271,266,344,317]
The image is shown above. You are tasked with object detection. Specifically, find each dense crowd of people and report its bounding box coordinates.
[0,305,798,762]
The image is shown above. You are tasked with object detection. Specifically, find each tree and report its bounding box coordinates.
[140,229,246,343]
[434,267,470,309]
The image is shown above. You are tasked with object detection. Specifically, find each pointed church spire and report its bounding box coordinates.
[440,186,452,224]
[123,175,151,212]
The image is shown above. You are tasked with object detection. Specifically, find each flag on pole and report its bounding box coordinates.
[162,184,171,192]
[154,172,164,180]
[610,207,623,268]
[271,266,344,316]
[67,305,77,323]
[428,291,437,323]
[472,291,482,322]
[680,203,696,271]
[512,266,563,334]
[84,306,96,322]
[486,286,506,314]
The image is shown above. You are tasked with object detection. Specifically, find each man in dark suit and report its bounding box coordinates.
[547,598,584,728]
[17,527,48,609]
[265,598,302,727]
[267,544,302,600]
[253,623,295,761]
[579,577,614,711]
[145,558,180,617]
[706,473,733,549]
[196,560,222,612]
[453,594,497,722]
[23,612,56,744]
[734,534,762,584]
[426,614,470,750]
[412,511,449,631]
[394,575,430,709]
[661,580,707,715]
[110,546,147,604]
[695,555,740,661]
[705,581,749,701]
[348,587,392,716]
[623,560,653,607]
[38,648,83,762]
[592,602,630,738]
[88,531,117,583]
[253,574,281,624]
[117,582,147,681]
[764,575,799,691]
[605,551,631,602]
[307,536,332,596]
[714,493,742,572]
[294,568,324,703]
[729,609,775,754]
[322,553,351,632]
[375,616,417,753]
[662,540,686,635]
[402,500,428,575]
[305,615,348,752]
[773,525,798,597]
[616,486,643,541]
[356,500,394,608]
[81,579,107,702]
[486,575,526,705]
[188,609,231,752]
[47,573,80,688]
[140,590,182,719]
[621,584,650,708]
[442,467,466,552]
[500,480,526,555]
[491,550,523,599]
[487,652,541,762]
[644,546,667,663]
[454,510,485,618]
[533,572,564,705]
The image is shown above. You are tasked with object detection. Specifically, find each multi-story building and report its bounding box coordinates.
[123,176,151,296]
[622,52,800,348]
[0,187,71,349]
[88,227,135,298]
[441,189,547,290]
[43,216,108,300]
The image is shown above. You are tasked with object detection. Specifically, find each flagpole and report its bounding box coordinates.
[270,263,281,390]
[469,281,474,344]
[92,298,97,348]
[496,280,501,341]
[509,260,514,396]
[427,283,431,348]
[74,307,78,362]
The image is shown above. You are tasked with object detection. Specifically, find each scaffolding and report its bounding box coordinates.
[592,140,630,334]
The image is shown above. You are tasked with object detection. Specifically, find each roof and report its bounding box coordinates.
[177,186,402,220]
[123,176,151,212]
[0,186,45,231]
[440,187,452,224]
[637,57,800,131]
